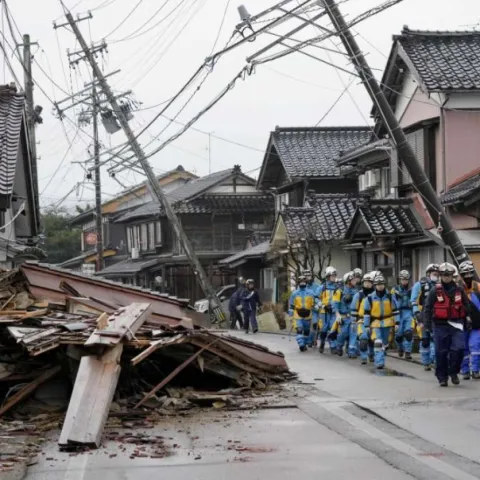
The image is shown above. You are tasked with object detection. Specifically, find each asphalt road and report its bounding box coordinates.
[25,332,480,480]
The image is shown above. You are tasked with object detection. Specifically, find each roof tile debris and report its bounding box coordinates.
[0,85,25,199]
[272,127,371,178]
[397,28,480,91]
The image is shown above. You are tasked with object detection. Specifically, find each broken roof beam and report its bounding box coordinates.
[84,303,150,347]
[59,344,123,448]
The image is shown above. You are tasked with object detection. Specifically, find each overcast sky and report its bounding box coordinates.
[3,0,480,210]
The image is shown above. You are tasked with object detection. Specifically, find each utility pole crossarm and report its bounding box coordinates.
[322,0,474,273]
[63,11,226,323]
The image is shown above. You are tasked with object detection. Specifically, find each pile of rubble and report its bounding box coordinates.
[0,263,293,454]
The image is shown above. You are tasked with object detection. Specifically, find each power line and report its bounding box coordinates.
[109,0,191,44]
[103,0,145,39]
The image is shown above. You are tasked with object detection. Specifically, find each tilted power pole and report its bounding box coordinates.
[21,34,40,213]
[92,85,104,271]
[56,11,226,323]
[323,0,473,270]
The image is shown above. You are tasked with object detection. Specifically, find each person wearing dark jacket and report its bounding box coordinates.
[242,279,262,334]
[229,278,245,330]
[424,262,471,387]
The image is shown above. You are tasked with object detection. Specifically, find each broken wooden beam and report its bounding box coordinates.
[59,304,152,448]
[134,339,219,409]
[0,365,61,417]
[84,303,150,347]
[59,344,123,448]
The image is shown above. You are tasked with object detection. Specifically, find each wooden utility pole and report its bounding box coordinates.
[323,0,473,269]
[22,34,40,206]
[57,11,226,323]
[92,85,104,271]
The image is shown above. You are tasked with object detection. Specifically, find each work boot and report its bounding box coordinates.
[319,342,325,354]
[368,355,374,363]
[299,345,307,352]
[439,379,448,387]
[376,364,384,370]
[244,330,249,334]
[424,364,432,372]
[253,328,258,334]
[398,350,404,358]
[450,374,460,385]
[337,348,343,357]
[472,372,480,379]
[348,354,357,359]
[405,352,412,361]
[361,358,367,365]
[463,373,471,380]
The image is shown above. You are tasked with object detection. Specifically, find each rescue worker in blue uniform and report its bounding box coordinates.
[330,272,357,356]
[391,270,414,360]
[242,279,261,334]
[350,272,375,362]
[424,262,470,387]
[319,266,338,354]
[353,269,363,289]
[289,275,315,351]
[363,274,400,369]
[411,263,439,371]
[304,270,322,347]
[459,261,480,380]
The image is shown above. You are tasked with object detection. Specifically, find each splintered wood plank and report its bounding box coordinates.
[0,365,61,417]
[59,344,123,448]
[84,303,150,347]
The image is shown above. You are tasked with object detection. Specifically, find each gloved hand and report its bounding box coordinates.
[236,305,243,312]
[395,323,399,333]
[414,311,422,323]
[335,311,342,325]
[466,316,473,331]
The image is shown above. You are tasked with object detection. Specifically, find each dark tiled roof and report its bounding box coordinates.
[352,204,423,237]
[397,28,480,91]
[339,138,392,164]
[175,194,273,214]
[441,174,480,206]
[115,169,251,222]
[0,85,25,198]
[219,241,270,267]
[271,127,371,178]
[282,195,358,242]
[97,257,160,276]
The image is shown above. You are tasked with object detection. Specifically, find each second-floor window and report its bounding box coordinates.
[275,192,290,212]
[127,220,162,253]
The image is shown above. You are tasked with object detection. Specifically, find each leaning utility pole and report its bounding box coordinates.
[21,34,40,205]
[57,10,226,323]
[92,85,104,271]
[323,0,473,268]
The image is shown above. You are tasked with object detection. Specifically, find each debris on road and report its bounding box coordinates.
[0,263,293,451]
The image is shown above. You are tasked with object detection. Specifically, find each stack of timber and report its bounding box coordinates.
[0,263,292,450]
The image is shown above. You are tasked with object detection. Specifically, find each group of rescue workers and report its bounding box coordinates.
[289,261,480,387]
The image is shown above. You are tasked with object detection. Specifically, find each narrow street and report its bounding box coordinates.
[25,332,480,480]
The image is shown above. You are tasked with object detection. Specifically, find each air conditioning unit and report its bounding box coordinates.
[364,170,378,189]
[131,247,139,259]
[359,173,366,191]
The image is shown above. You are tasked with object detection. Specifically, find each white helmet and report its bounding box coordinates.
[399,270,410,280]
[343,271,354,283]
[362,272,375,283]
[439,262,455,276]
[353,268,363,279]
[325,266,337,277]
[459,260,475,276]
[426,263,439,275]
